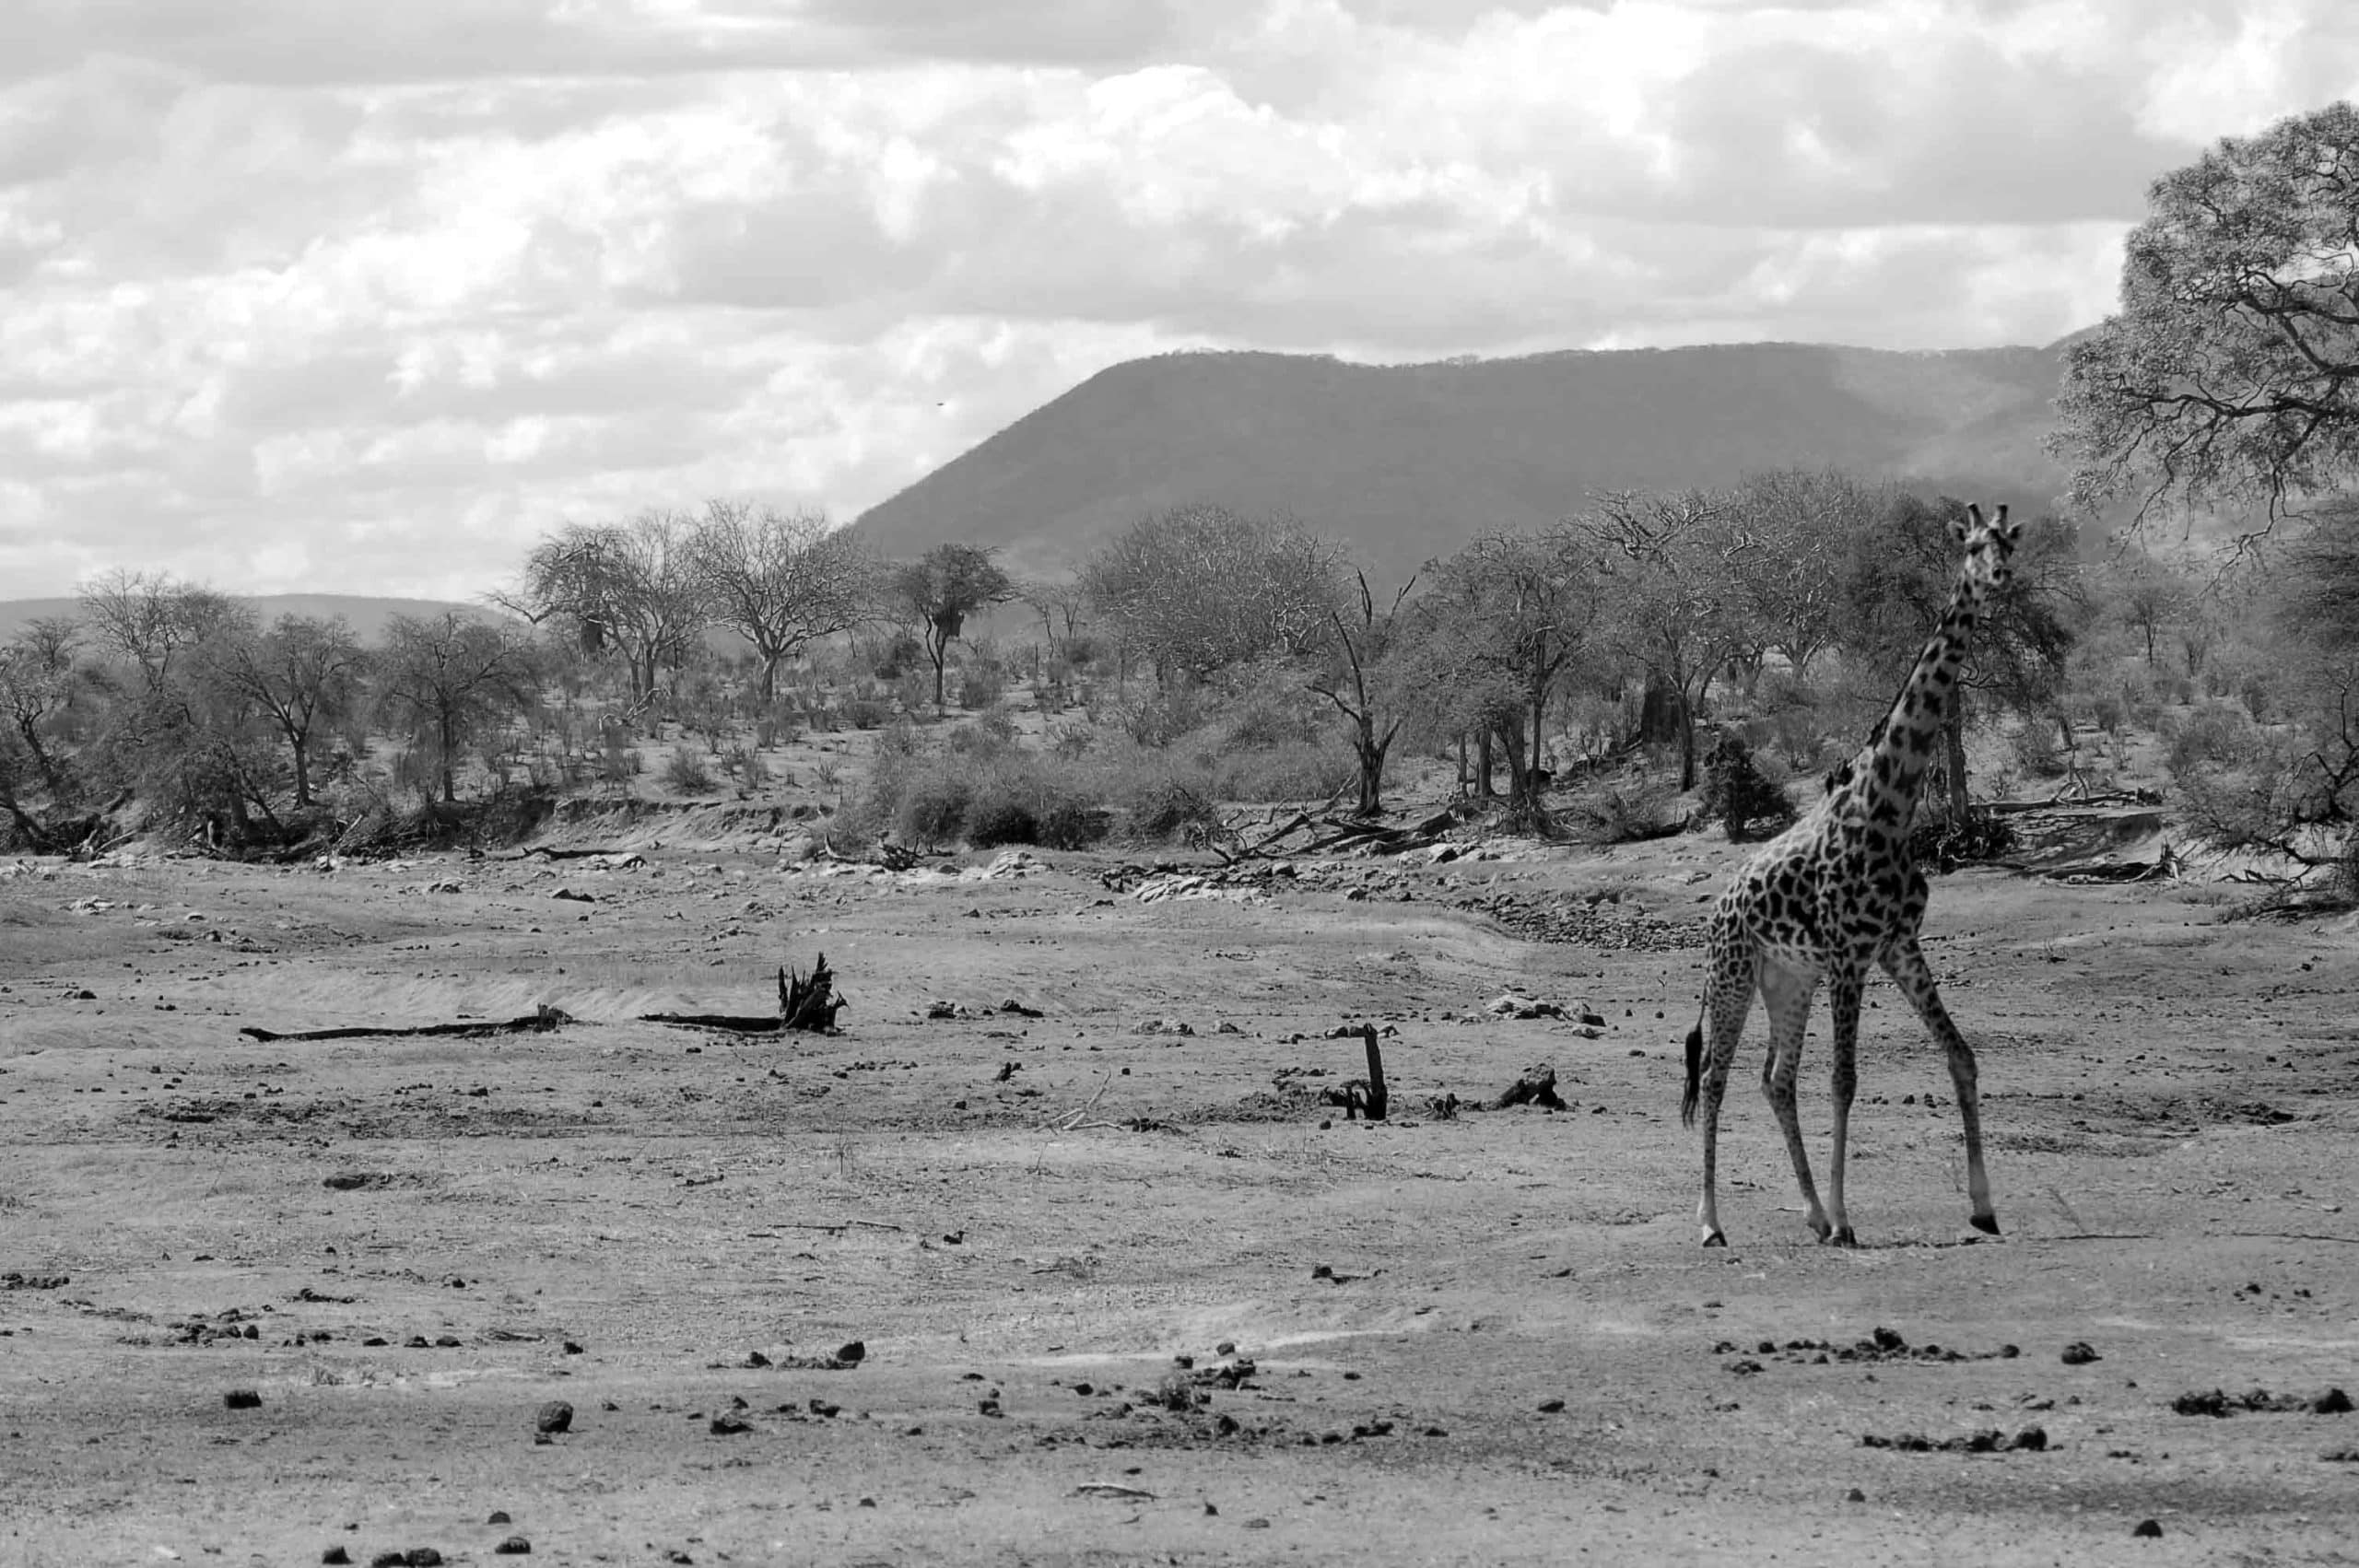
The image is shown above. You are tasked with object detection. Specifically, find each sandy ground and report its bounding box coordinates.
[3,820,2357,1567]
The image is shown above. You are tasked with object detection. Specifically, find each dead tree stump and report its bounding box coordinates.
[779,954,846,1033]
[1490,1062,1566,1111]
[1356,1023,1388,1122]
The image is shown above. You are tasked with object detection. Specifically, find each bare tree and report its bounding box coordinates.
[1021,579,1090,653]
[209,614,368,809]
[377,613,539,805]
[889,544,1016,713]
[499,512,709,715]
[1311,571,1418,816]
[689,500,868,702]
[77,569,246,694]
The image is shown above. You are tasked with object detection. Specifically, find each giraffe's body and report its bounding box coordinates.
[1681,503,2022,1246]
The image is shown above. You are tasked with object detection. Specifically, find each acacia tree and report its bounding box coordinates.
[0,617,87,802]
[890,544,1015,713]
[688,500,867,702]
[1579,489,1747,790]
[377,613,538,805]
[2054,102,2359,522]
[77,569,245,695]
[1415,530,1603,810]
[1720,468,1886,684]
[1080,505,1344,682]
[1834,493,2081,821]
[210,614,368,809]
[500,512,708,715]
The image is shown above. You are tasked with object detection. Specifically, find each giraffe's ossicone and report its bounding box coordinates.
[1681,502,2022,1247]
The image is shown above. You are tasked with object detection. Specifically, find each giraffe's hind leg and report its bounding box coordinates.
[1756,957,1830,1242]
[1692,947,1756,1248]
[1880,938,2000,1236]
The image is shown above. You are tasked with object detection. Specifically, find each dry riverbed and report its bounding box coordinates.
[3,825,2356,1565]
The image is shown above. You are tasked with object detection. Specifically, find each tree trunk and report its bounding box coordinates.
[1474,728,1495,801]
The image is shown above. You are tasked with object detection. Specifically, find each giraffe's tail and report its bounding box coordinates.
[1679,999,1706,1128]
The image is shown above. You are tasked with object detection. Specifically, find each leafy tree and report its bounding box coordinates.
[2055,102,2359,521]
[377,613,538,805]
[890,544,1015,713]
[1834,494,2081,821]
[1080,505,1344,682]
[2101,545,2199,671]
[209,614,368,809]
[1720,468,1887,684]
[1579,489,1747,790]
[1414,529,1604,811]
[0,616,88,802]
[500,512,709,715]
[688,500,867,702]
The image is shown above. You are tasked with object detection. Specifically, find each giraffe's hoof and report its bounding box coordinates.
[1970,1213,2001,1236]
[1700,1231,1728,1249]
[1827,1226,1858,1248]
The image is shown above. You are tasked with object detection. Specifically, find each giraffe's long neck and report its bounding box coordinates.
[1849,570,1989,824]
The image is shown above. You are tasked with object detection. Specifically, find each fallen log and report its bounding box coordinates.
[641,954,847,1036]
[1490,1062,1567,1111]
[240,1004,577,1043]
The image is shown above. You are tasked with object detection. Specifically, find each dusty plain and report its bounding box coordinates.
[3,814,2357,1567]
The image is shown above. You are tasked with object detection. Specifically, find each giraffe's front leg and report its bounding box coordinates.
[1824,963,1865,1246]
[1881,939,2000,1237]
[1756,958,1829,1242]
[1691,959,1755,1247]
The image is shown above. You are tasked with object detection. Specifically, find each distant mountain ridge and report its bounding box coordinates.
[851,339,2083,581]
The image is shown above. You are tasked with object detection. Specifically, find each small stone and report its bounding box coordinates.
[370,1554,407,1568]
[224,1389,262,1410]
[405,1552,443,1567]
[709,1413,752,1434]
[1846,1488,1866,1503]
[322,1550,351,1565]
[486,1512,511,1525]
[2061,1341,2100,1365]
[1537,1398,1566,1413]
[494,1539,531,1557]
[534,1400,574,1435]
[2131,1519,2163,1539]
[835,1340,866,1364]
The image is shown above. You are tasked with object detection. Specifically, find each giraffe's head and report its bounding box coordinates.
[1945,502,2021,600]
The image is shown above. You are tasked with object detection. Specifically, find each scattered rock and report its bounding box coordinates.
[2171,1387,2352,1417]
[494,1539,531,1557]
[534,1400,573,1435]
[1859,1426,2049,1454]
[486,1512,511,1526]
[709,1413,752,1435]
[223,1389,261,1410]
[322,1550,350,1565]
[2060,1341,2101,1365]
[2131,1520,2163,1539]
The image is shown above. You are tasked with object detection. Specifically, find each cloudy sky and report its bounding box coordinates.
[3,0,2355,602]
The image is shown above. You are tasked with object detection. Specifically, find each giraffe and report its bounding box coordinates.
[1680,501,2022,1247]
